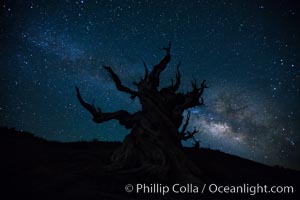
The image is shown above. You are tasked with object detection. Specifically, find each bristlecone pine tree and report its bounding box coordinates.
[76,43,207,182]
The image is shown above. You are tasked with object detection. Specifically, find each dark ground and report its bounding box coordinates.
[1,127,299,200]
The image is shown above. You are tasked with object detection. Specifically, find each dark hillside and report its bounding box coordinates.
[1,127,299,199]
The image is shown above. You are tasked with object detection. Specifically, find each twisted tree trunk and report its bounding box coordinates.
[76,43,207,182]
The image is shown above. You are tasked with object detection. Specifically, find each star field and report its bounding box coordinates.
[0,0,299,169]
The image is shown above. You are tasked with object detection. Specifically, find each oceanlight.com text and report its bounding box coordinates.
[124,183,294,196]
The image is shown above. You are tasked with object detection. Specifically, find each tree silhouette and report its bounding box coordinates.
[76,43,207,181]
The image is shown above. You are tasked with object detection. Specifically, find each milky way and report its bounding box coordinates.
[0,0,299,169]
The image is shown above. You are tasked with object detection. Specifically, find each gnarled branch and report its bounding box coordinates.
[103,66,138,99]
[159,41,171,53]
[182,127,199,141]
[143,60,149,81]
[76,86,133,129]
[198,80,207,98]
[148,42,171,89]
[180,80,208,110]
[160,62,181,93]
[180,111,190,135]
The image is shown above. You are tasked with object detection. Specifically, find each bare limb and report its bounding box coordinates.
[180,80,208,110]
[76,86,133,128]
[148,42,171,88]
[160,62,181,93]
[103,66,138,99]
[198,80,208,97]
[182,127,199,141]
[159,41,171,53]
[173,63,181,91]
[142,60,149,81]
[180,111,191,135]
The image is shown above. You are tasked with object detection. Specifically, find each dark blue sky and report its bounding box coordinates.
[1,0,299,170]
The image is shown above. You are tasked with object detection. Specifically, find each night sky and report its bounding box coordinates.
[1,0,299,170]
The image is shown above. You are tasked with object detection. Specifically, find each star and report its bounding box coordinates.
[0,0,299,170]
